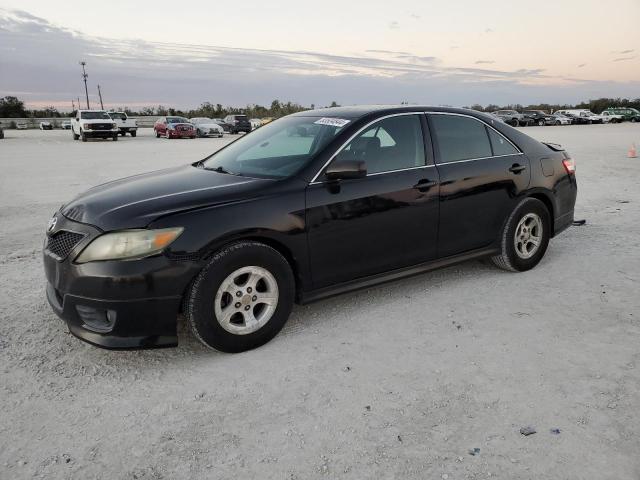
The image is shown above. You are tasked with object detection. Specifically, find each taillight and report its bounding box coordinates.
[562,158,576,174]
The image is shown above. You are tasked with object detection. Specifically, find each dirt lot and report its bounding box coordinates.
[1,124,639,479]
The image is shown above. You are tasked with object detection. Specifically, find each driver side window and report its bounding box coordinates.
[335,115,425,174]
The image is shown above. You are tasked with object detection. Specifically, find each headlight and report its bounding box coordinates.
[112,123,118,129]
[75,227,184,263]
[83,123,91,129]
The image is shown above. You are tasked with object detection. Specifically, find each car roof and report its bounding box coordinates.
[291,105,495,120]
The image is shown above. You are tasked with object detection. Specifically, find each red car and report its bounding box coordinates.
[154,116,196,139]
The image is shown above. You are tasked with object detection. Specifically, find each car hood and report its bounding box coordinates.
[60,164,270,231]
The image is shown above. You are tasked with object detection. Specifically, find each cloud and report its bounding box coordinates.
[613,56,636,62]
[1,8,639,108]
[611,49,634,54]
[388,21,400,29]
[475,60,495,65]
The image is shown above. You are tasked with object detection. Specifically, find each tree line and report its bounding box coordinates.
[2,95,639,119]
[0,97,340,119]
[467,97,640,114]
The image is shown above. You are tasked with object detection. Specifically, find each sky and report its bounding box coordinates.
[0,0,638,110]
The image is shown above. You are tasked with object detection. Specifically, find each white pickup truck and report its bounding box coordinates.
[109,112,138,137]
[71,110,119,141]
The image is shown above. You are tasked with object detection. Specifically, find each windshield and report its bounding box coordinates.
[167,117,190,124]
[201,116,348,179]
[81,111,111,120]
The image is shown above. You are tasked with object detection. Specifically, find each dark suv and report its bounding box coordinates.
[522,110,554,126]
[224,114,252,134]
[43,106,577,353]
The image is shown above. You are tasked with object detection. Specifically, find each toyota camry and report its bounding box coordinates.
[44,106,577,352]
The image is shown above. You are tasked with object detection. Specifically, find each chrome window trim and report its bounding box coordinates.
[309,112,425,183]
[308,164,436,186]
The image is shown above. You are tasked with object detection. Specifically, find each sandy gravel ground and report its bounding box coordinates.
[1,125,639,479]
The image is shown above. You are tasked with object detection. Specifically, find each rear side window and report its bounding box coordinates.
[430,115,492,163]
[487,128,518,156]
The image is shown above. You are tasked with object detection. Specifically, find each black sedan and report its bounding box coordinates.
[44,106,577,352]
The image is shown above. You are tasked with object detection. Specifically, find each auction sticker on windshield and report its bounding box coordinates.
[314,117,350,127]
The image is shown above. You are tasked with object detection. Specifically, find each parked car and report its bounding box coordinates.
[154,116,196,139]
[598,111,624,123]
[16,121,28,130]
[603,107,640,122]
[109,112,138,136]
[550,112,573,125]
[0,122,4,139]
[190,117,225,138]
[39,121,53,130]
[224,114,252,134]
[61,120,72,130]
[492,110,526,127]
[212,118,232,132]
[556,110,591,125]
[249,118,262,130]
[71,110,119,141]
[43,105,577,353]
[522,110,554,126]
[556,109,602,124]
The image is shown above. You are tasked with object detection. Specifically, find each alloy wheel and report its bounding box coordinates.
[514,213,543,259]
[214,266,279,335]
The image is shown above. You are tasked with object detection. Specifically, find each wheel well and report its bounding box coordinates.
[204,236,301,294]
[527,193,555,235]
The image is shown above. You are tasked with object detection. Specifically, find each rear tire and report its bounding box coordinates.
[491,197,551,272]
[185,241,295,353]
[537,119,545,126]
[131,130,137,137]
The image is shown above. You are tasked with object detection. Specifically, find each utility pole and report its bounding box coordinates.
[79,61,90,109]
[97,85,104,110]
[77,97,81,111]
[71,99,75,112]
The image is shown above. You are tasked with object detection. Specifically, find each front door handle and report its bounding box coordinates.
[413,179,438,191]
[509,163,527,174]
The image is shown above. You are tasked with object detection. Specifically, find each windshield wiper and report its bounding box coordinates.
[207,165,240,176]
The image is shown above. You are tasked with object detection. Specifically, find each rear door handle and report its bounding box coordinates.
[413,179,438,191]
[509,163,527,174]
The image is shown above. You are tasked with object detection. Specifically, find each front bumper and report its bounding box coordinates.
[85,129,119,138]
[168,129,194,138]
[43,215,200,349]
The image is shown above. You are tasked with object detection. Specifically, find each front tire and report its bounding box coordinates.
[491,197,551,272]
[185,241,295,353]
[81,131,87,142]
[537,119,545,126]
[112,134,118,141]
[131,130,137,137]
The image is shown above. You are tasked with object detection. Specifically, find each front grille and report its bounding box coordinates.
[91,123,112,131]
[47,231,85,260]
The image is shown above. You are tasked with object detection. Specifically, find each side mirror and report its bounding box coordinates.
[325,160,367,181]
